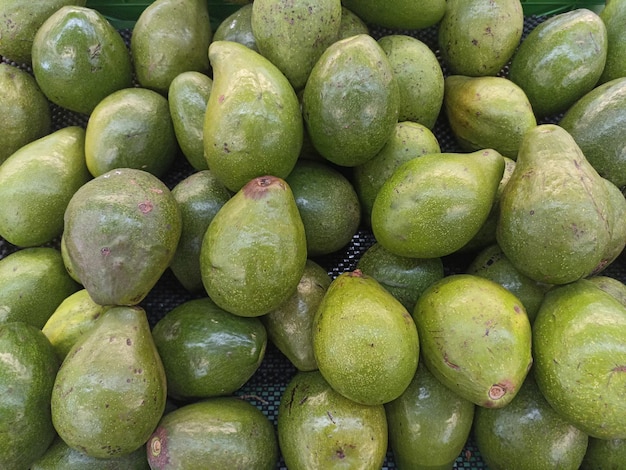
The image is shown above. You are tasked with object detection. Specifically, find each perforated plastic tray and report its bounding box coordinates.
[1,8,624,470]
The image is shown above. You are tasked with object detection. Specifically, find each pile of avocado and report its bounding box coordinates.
[0,0,625,468]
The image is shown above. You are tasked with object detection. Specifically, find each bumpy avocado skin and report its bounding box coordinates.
[277,370,388,470]
[63,168,182,306]
[51,306,167,459]
[0,322,59,470]
[200,176,307,317]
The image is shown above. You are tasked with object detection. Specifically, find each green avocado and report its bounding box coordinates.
[63,168,182,306]
[0,247,80,329]
[414,274,533,408]
[51,306,167,459]
[146,397,278,469]
[31,6,133,115]
[508,8,608,118]
[313,270,419,405]
[533,279,626,439]
[599,0,626,84]
[131,0,212,94]
[152,297,267,400]
[473,373,588,469]
[200,175,307,317]
[213,3,258,52]
[438,0,523,76]
[0,126,90,247]
[385,360,475,470]
[580,437,626,469]
[0,322,59,470]
[277,370,388,469]
[0,63,51,165]
[341,0,446,30]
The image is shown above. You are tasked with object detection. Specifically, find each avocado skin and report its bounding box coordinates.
[0,321,59,470]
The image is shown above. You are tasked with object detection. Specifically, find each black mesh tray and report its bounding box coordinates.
[2,14,625,469]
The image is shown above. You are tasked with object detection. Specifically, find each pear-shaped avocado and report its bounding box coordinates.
[414,274,533,408]
[63,168,182,306]
[385,360,475,470]
[277,370,388,469]
[147,397,278,469]
[508,8,608,118]
[213,3,258,52]
[356,242,444,313]
[372,149,505,259]
[152,297,267,400]
[302,33,399,167]
[84,87,177,178]
[285,160,361,256]
[131,0,212,94]
[169,170,231,293]
[0,322,59,470]
[444,75,536,159]
[0,247,80,328]
[313,269,419,405]
[31,6,133,115]
[533,279,626,439]
[203,40,303,192]
[599,0,626,84]
[496,124,626,285]
[378,34,444,129]
[467,244,551,323]
[200,175,307,317]
[0,0,86,64]
[342,0,446,30]
[42,289,110,362]
[0,126,90,247]
[559,77,626,189]
[0,63,51,165]
[31,435,150,470]
[251,0,341,91]
[262,259,332,371]
[473,373,588,470]
[51,306,167,459]
[168,71,213,171]
[438,0,523,77]
[352,121,441,225]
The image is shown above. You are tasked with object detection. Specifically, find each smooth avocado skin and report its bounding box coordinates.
[532,279,626,440]
[302,33,399,167]
[30,435,150,470]
[438,0,523,77]
[85,88,177,178]
[131,0,212,94]
[213,3,258,52]
[152,297,267,400]
[473,373,588,470]
[169,170,231,293]
[341,0,446,30]
[559,77,626,190]
[385,360,475,470]
[31,6,133,115]
[0,0,87,64]
[63,168,182,306]
[0,126,90,248]
[0,247,80,329]
[146,397,278,470]
[51,306,167,459]
[413,274,533,409]
[200,176,307,317]
[508,8,608,118]
[599,0,626,84]
[0,63,51,165]
[262,259,332,372]
[580,437,626,470]
[0,322,59,470]
[313,270,420,406]
[277,370,388,470]
[168,71,213,171]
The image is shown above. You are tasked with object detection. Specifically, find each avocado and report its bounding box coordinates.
[599,0,626,84]
[341,0,446,30]
[147,397,278,469]
[213,3,258,52]
[0,321,59,470]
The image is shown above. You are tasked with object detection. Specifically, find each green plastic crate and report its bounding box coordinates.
[86,0,606,30]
